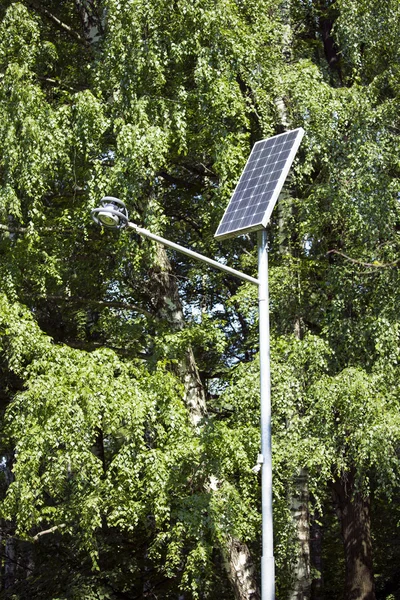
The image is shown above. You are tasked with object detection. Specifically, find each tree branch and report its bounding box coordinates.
[0,223,72,234]
[0,223,28,233]
[46,295,153,318]
[156,170,200,190]
[33,524,66,541]
[26,0,87,45]
[327,249,400,268]
[181,162,217,179]
[37,76,84,93]
[65,339,150,359]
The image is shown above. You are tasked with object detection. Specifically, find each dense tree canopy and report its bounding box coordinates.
[1,1,400,599]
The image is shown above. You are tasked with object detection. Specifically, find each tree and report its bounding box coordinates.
[0,0,280,597]
[1,1,400,599]
[272,1,400,597]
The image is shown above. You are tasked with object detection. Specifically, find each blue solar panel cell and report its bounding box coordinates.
[215,128,304,240]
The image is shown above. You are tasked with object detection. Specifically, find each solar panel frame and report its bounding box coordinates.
[214,127,305,240]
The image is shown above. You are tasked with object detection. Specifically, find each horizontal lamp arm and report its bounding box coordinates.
[127,222,259,286]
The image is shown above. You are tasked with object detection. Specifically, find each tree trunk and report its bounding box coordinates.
[316,0,343,83]
[331,472,375,600]
[275,29,312,588]
[149,243,207,426]
[0,523,3,592]
[310,512,323,600]
[289,468,311,600]
[4,536,16,590]
[149,243,260,599]
[223,535,260,600]
[274,3,313,590]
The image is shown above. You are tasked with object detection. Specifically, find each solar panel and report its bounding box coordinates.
[214,128,304,240]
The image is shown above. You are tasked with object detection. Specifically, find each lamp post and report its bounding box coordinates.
[91,196,274,599]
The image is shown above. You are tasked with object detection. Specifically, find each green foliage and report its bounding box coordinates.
[1,0,400,597]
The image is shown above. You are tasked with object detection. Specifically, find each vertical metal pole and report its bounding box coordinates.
[258,229,275,600]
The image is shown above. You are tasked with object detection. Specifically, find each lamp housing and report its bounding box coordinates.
[91,197,129,230]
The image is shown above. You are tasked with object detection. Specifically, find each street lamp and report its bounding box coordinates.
[91,126,304,600]
[91,196,129,229]
[91,199,259,285]
[91,196,270,595]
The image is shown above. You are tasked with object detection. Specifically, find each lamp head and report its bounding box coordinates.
[91,197,129,230]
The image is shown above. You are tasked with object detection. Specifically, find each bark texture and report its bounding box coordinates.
[331,472,375,600]
[289,468,311,600]
[149,243,207,425]
[223,535,260,600]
